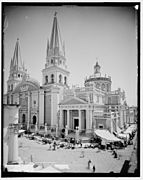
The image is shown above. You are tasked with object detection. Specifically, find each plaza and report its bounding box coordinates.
[14,130,137,173]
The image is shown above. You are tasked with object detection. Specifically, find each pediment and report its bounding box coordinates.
[60,96,87,105]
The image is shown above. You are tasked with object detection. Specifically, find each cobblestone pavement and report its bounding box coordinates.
[18,133,138,173]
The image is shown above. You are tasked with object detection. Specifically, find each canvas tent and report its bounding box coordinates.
[95,129,121,142]
[124,124,137,134]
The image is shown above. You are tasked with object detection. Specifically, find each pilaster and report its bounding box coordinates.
[39,90,44,125]
[79,109,81,130]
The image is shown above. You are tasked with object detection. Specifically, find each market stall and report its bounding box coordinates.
[94,129,121,142]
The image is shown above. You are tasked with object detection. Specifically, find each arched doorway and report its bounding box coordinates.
[22,114,26,124]
[33,115,37,125]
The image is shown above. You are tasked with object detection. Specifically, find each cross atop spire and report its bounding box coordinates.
[49,12,64,56]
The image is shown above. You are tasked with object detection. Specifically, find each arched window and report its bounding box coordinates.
[96,83,100,89]
[101,83,105,91]
[59,74,62,83]
[51,74,54,83]
[64,76,67,85]
[33,115,37,125]
[11,84,13,91]
[8,85,10,91]
[45,75,48,84]
[11,95,13,104]
[51,59,54,64]
[33,100,36,106]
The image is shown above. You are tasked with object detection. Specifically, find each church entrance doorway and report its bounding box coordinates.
[74,118,79,129]
[33,115,37,125]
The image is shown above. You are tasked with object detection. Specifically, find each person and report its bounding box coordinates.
[88,160,91,169]
[53,140,56,151]
[114,151,117,158]
[112,149,117,158]
[112,149,115,155]
[93,165,96,173]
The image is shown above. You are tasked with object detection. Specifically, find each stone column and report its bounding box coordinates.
[44,123,47,136]
[7,106,19,164]
[65,125,68,137]
[35,123,38,134]
[75,126,79,141]
[115,109,118,132]
[109,106,113,133]
[39,90,44,125]
[86,109,92,133]
[89,109,93,130]
[56,123,58,138]
[59,109,63,129]
[110,113,114,134]
[27,92,30,130]
[67,109,70,128]
[93,125,96,136]
[86,109,90,133]
[78,109,81,130]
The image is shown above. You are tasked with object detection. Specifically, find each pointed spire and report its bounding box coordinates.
[12,38,24,71]
[49,12,63,56]
[23,61,25,70]
[46,38,49,58]
[63,40,65,56]
[10,58,13,71]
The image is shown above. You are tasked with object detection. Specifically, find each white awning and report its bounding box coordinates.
[118,133,128,139]
[95,129,121,142]
[124,124,137,134]
[18,130,25,134]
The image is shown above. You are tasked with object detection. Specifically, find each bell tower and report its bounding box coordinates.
[42,12,70,88]
[7,38,27,93]
[42,12,70,127]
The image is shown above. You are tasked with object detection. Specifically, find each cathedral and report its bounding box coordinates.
[3,13,128,134]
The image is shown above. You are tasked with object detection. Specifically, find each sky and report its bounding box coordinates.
[3,5,138,106]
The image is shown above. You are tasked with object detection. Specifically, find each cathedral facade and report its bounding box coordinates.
[3,13,128,134]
